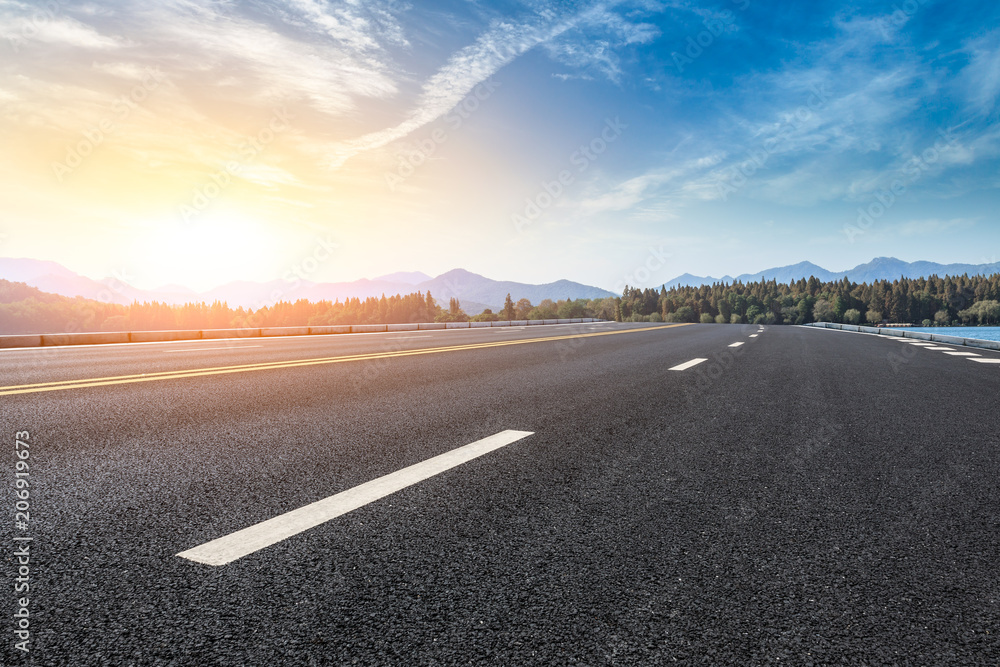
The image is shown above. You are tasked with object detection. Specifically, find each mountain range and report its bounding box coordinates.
[661,257,1000,289]
[0,258,614,312]
[3,256,998,312]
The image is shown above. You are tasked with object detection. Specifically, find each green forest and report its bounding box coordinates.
[2,273,999,335]
[0,279,617,335]
[625,273,1000,326]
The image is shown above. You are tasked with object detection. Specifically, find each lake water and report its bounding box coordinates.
[900,326,1000,342]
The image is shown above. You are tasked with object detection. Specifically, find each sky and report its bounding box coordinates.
[1,0,999,292]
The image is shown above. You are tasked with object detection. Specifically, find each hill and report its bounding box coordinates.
[0,258,614,311]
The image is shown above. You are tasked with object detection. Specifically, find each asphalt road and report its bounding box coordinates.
[2,322,999,665]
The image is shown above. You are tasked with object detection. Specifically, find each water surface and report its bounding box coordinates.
[900,326,1000,342]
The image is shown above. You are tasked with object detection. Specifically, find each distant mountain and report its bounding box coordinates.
[663,257,1000,289]
[663,272,732,289]
[735,261,840,284]
[0,257,132,304]
[0,258,614,312]
[843,257,1000,284]
[417,269,615,310]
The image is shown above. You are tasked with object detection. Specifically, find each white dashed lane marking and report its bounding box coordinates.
[177,429,535,566]
[669,358,708,371]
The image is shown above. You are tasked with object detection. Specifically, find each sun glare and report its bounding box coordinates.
[131,208,278,291]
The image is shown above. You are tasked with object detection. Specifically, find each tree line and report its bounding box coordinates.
[0,279,618,334]
[3,273,999,335]
[620,273,1000,326]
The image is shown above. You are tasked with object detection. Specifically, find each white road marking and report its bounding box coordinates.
[176,429,534,566]
[166,346,262,352]
[970,358,1000,364]
[908,343,937,346]
[749,334,759,338]
[669,358,708,371]
[728,342,745,348]
[942,351,980,356]
[923,346,956,351]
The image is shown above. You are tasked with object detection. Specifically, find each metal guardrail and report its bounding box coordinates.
[0,318,606,349]
[805,322,1000,351]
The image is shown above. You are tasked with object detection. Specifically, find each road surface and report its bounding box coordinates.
[2,322,999,665]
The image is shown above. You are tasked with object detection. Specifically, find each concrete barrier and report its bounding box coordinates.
[130,330,202,343]
[0,335,43,348]
[261,326,308,337]
[309,326,351,335]
[202,328,260,339]
[41,332,130,346]
[0,318,612,349]
[930,334,967,345]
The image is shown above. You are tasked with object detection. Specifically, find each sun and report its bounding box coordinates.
[131,207,281,292]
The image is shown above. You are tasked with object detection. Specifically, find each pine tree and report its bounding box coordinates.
[502,293,515,321]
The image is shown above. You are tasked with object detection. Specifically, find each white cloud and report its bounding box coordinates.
[957,30,1000,115]
[323,9,589,168]
[283,0,408,51]
[574,153,725,214]
[0,15,125,50]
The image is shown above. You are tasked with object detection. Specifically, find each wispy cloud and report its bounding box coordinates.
[564,2,998,214]
[322,1,673,168]
[956,29,1000,116]
[0,14,127,50]
[322,9,590,168]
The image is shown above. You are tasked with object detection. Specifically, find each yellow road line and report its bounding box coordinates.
[1,324,689,397]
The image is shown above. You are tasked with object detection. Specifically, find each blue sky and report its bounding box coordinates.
[1,0,998,291]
